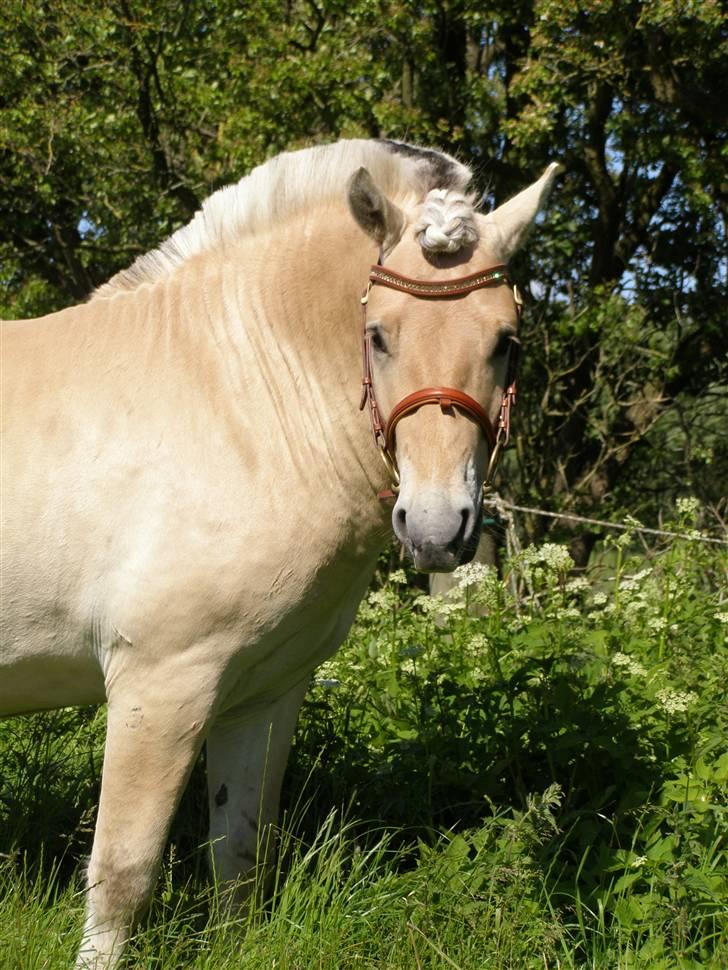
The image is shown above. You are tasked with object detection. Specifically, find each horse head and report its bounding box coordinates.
[348,161,561,571]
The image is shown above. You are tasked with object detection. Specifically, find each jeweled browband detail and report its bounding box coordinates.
[367,264,510,299]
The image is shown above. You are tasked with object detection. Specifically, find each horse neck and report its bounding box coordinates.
[195,208,389,514]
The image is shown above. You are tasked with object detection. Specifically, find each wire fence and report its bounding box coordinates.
[484,496,728,547]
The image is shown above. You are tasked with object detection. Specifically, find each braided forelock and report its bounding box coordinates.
[413,188,479,254]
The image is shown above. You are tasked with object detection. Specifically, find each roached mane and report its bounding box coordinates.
[94,139,478,298]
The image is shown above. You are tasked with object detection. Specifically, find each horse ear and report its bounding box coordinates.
[347,167,405,253]
[482,162,563,261]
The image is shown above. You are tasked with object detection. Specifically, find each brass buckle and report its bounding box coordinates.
[378,446,400,494]
[482,430,506,495]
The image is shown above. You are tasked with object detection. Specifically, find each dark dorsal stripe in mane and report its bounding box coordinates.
[379,140,467,191]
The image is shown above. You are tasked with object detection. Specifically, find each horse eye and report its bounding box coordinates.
[494,332,518,358]
[368,326,388,355]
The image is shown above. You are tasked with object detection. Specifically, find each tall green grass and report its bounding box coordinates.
[1,506,726,968]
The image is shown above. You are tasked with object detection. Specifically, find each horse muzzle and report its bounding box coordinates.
[392,485,482,572]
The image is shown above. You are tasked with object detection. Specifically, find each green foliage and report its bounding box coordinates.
[0,707,104,872]
[287,527,728,963]
[2,529,725,965]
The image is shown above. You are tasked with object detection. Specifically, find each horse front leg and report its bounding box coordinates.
[76,665,219,969]
[206,678,309,900]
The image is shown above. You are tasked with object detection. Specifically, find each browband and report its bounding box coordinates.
[367,263,510,299]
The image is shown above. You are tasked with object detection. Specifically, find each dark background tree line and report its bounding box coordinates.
[2,0,726,562]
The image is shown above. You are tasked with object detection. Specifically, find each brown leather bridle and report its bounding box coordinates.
[359,262,522,501]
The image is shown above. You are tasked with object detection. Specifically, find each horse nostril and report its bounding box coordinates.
[460,507,471,537]
[396,507,407,529]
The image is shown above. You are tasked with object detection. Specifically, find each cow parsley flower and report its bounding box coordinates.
[540,543,574,573]
[648,616,668,633]
[454,562,495,589]
[468,633,489,652]
[676,496,700,521]
[519,543,574,587]
[656,688,698,715]
[368,588,397,610]
[553,606,582,621]
[619,568,651,592]
[415,594,462,617]
[612,652,647,677]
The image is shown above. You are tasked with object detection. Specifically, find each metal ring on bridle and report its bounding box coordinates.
[483,432,506,494]
[378,446,400,492]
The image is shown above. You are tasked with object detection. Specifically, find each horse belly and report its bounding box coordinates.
[1,465,106,714]
[0,650,105,715]
[0,558,106,715]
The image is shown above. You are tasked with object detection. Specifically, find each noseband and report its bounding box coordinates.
[359,262,521,500]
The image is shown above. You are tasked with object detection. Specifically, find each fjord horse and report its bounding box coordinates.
[1,139,559,966]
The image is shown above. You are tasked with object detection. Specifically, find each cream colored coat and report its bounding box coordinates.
[1,140,559,967]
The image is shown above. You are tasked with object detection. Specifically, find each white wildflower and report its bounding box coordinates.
[415,593,462,616]
[714,612,728,624]
[388,569,408,584]
[566,577,590,594]
[656,688,698,715]
[647,616,668,633]
[540,543,574,572]
[619,568,651,592]
[631,856,648,869]
[519,543,574,586]
[368,588,397,610]
[468,633,489,652]
[676,497,700,521]
[612,652,647,677]
[454,562,495,589]
[555,606,582,621]
[624,601,649,624]
[592,592,608,607]
[443,584,466,607]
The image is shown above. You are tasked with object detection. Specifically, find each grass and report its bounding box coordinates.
[1,506,726,968]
